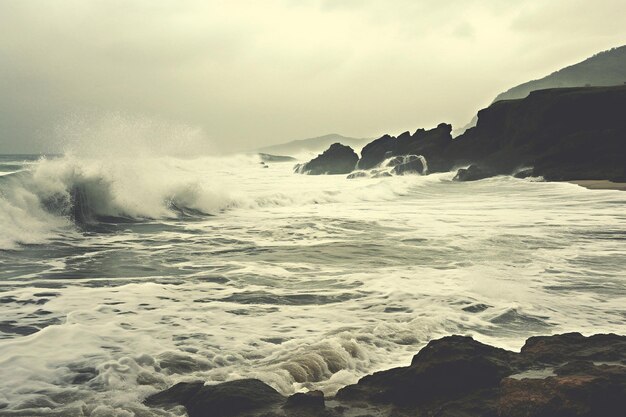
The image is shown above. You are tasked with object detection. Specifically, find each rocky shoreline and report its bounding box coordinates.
[145,332,626,417]
[296,85,626,183]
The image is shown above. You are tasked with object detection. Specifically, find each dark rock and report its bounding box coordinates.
[284,390,325,409]
[499,363,626,417]
[146,334,626,417]
[357,134,396,170]
[453,165,495,181]
[372,171,392,178]
[354,86,626,181]
[445,86,626,180]
[520,332,626,364]
[145,379,285,417]
[336,333,626,417]
[337,335,518,407]
[296,143,359,175]
[391,156,425,175]
[358,124,452,171]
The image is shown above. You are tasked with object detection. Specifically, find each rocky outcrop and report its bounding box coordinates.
[443,86,626,181]
[358,123,452,171]
[284,390,325,409]
[458,45,626,134]
[499,362,625,417]
[390,155,426,175]
[453,165,496,182]
[145,379,284,417]
[295,143,358,175]
[146,333,626,417]
[293,87,625,181]
[336,332,626,417]
[337,335,517,407]
[354,86,626,182]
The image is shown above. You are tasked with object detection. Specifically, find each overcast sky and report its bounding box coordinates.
[1,0,625,154]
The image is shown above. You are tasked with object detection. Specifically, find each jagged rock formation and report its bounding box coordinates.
[297,86,626,181]
[390,155,426,175]
[358,123,452,171]
[446,86,626,181]
[453,165,495,182]
[146,333,626,417]
[294,143,358,175]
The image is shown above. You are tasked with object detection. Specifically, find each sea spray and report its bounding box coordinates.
[0,160,625,416]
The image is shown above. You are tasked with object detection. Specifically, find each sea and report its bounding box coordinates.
[0,151,625,416]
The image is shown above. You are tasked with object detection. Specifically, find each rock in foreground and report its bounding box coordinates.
[146,333,625,417]
[453,164,496,181]
[145,379,284,417]
[295,143,358,175]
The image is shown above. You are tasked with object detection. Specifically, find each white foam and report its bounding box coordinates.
[1,147,625,415]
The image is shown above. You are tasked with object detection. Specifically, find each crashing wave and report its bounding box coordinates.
[346,154,428,179]
[0,155,239,249]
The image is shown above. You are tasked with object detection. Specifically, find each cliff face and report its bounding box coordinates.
[445,86,626,180]
[458,45,626,134]
[297,85,626,181]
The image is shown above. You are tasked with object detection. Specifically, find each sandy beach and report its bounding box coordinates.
[568,180,626,191]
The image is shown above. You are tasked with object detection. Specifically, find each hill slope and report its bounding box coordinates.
[457,45,626,134]
[494,45,626,102]
[256,134,371,156]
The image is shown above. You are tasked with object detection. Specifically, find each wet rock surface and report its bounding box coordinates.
[358,123,452,171]
[445,86,626,181]
[295,143,358,175]
[390,155,426,175]
[285,390,325,409]
[145,379,285,417]
[453,165,496,181]
[307,86,626,181]
[146,333,626,417]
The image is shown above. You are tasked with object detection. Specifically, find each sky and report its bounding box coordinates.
[1,0,626,154]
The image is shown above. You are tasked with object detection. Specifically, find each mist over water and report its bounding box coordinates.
[0,124,625,416]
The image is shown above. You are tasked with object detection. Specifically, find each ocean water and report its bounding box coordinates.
[0,152,625,416]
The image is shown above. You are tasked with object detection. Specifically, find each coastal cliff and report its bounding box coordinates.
[445,86,626,181]
[297,85,626,182]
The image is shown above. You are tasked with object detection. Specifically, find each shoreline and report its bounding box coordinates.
[146,332,626,417]
[568,180,626,191]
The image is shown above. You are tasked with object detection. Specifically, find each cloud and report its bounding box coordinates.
[453,22,476,39]
[0,0,625,153]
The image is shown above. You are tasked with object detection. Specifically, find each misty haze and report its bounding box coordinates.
[0,1,625,417]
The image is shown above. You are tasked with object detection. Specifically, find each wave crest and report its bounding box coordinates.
[0,155,238,249]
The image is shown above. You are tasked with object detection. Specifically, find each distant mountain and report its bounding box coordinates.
[457,45,626,135]
[256,134,372,156]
